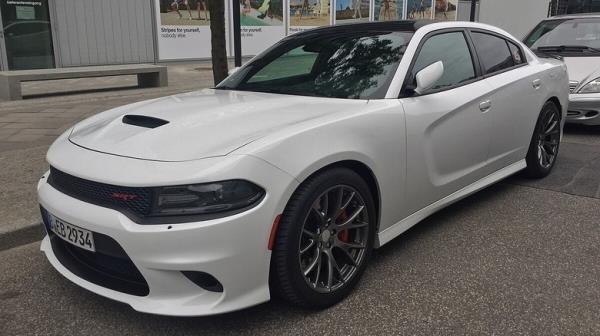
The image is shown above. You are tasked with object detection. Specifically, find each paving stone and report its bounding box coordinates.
[5,133,45,142]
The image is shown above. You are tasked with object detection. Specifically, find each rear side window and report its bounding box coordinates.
[410,31,476,92]
[508,41,525,65]
[471,32,515,74]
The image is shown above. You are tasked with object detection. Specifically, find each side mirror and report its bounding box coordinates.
[228,67,241,76]
[414,61,444,95]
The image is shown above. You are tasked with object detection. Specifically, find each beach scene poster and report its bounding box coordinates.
[434,0,457,21]
[240,0,284,26]
[155,0,213,60]
[238,0,286,55]
[289,0,331,33]
[335,0,370,24]
[406,0,433,19]
[374,0,404,21]
[159,0,211,26]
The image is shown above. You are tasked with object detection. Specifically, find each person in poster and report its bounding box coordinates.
[434,0,457,21]
[374,0,403,21]
[289,0,331,27]
[336,0,369,23]
[407,0,433,19]
[240,0,283,26]
[160,0,210,25]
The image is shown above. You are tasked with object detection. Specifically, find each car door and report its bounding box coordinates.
[401,29,495,215]
[469,31,547,170]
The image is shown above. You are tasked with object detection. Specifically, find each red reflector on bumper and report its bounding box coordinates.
[267,215,282,250]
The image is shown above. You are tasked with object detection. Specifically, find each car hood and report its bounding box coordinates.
[69,89,368,162]
[563,56,600,86]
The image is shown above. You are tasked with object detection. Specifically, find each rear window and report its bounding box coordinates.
[471,32,515,74]
[508,41,525,64]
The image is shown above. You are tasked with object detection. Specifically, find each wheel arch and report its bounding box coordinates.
[280,158,383,243]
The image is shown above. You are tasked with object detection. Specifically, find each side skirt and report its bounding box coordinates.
[376,160,527,247]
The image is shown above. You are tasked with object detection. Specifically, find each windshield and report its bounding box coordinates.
[217,31,413,99]
[525,18,600,54]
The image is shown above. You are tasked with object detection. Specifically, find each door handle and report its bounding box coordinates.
[532,79,542,89]
[479,100,492,112]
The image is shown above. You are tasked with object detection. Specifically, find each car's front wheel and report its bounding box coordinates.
[270,167,376,309]
[524,101,561,178]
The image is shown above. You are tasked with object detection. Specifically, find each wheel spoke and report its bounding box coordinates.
[303,228,317,239]
[336,245,357,266]
[545,120,558,134]
[303,251,321,276]
[310,206,326,225]
[336,205,365,229]
[313,253,322,287]
[331,187,345,219]
[300,239,316,254]
[321,192,329,219]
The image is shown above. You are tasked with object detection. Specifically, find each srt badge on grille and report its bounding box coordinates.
[111,192,138,201]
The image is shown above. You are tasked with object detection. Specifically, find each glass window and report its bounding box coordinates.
[218,31,414,99]
[524,18,600,55]
[0,0,55,70]
[508,42,525,65]
[471,32,514,74]
[410,31,476,92]
[248,47,318,84]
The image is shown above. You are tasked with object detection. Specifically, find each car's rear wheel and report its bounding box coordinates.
[524,101,561,178]
[271,168,375,309]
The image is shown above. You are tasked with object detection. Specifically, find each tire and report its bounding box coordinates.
[524,101,561,179]
[270,167,376,309]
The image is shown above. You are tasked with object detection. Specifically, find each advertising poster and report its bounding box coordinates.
[239,0,286,55]
[335,0,370,23]
[434,0,457,20]
[374,0,404,21]
[406,0,433,19]
[155,0,214,60]
[288,0,331,35]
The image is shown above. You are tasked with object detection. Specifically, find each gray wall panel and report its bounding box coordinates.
[53,0,155,67]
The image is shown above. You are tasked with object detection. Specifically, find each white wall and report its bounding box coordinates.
[478,0,549,40]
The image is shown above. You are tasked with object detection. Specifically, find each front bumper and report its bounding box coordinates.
[567,93,600,125]
[38,148,298,316]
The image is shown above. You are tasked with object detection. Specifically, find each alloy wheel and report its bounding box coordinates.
[298,185,370,293]
[537,106,560,169]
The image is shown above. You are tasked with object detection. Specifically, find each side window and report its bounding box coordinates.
[410,31,476,92]
[471,32,515,74]
[508,41,525,65]
[248,46,318,84]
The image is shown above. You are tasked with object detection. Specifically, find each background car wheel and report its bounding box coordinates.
[270,167,376,309]
[524,101,561,179]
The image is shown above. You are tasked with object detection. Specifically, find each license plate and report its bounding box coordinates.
[49,214,95,252]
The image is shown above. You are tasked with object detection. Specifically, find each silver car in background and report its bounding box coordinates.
[525,14,600,126]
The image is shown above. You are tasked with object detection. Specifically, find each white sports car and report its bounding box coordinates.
[38,21,568,316]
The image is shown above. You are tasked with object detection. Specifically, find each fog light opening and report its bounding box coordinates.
[585,110,599,118]
[182,271,223,292]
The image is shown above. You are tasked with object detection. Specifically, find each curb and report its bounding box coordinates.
[0,223,45,252]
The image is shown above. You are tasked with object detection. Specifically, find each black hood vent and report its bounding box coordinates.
[122,115,169,129]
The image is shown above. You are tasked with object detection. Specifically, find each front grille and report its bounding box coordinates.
[41,207,149,296]
[47,167,153,220]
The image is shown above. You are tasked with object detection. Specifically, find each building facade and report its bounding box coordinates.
[1,0,600,71]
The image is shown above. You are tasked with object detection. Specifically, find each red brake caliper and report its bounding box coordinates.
[338,209,349,242]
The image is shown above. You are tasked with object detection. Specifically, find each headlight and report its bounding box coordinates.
[579,77,600,93]
[150,180,264,217]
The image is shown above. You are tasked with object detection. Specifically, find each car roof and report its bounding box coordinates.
[545,13,600,20]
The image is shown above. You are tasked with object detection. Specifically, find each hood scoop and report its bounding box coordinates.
[122,114,169,129]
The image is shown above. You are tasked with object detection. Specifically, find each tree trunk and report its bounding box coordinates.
[207,0,229,85]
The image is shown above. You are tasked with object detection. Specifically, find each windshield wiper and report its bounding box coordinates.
[535,45,600,53]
